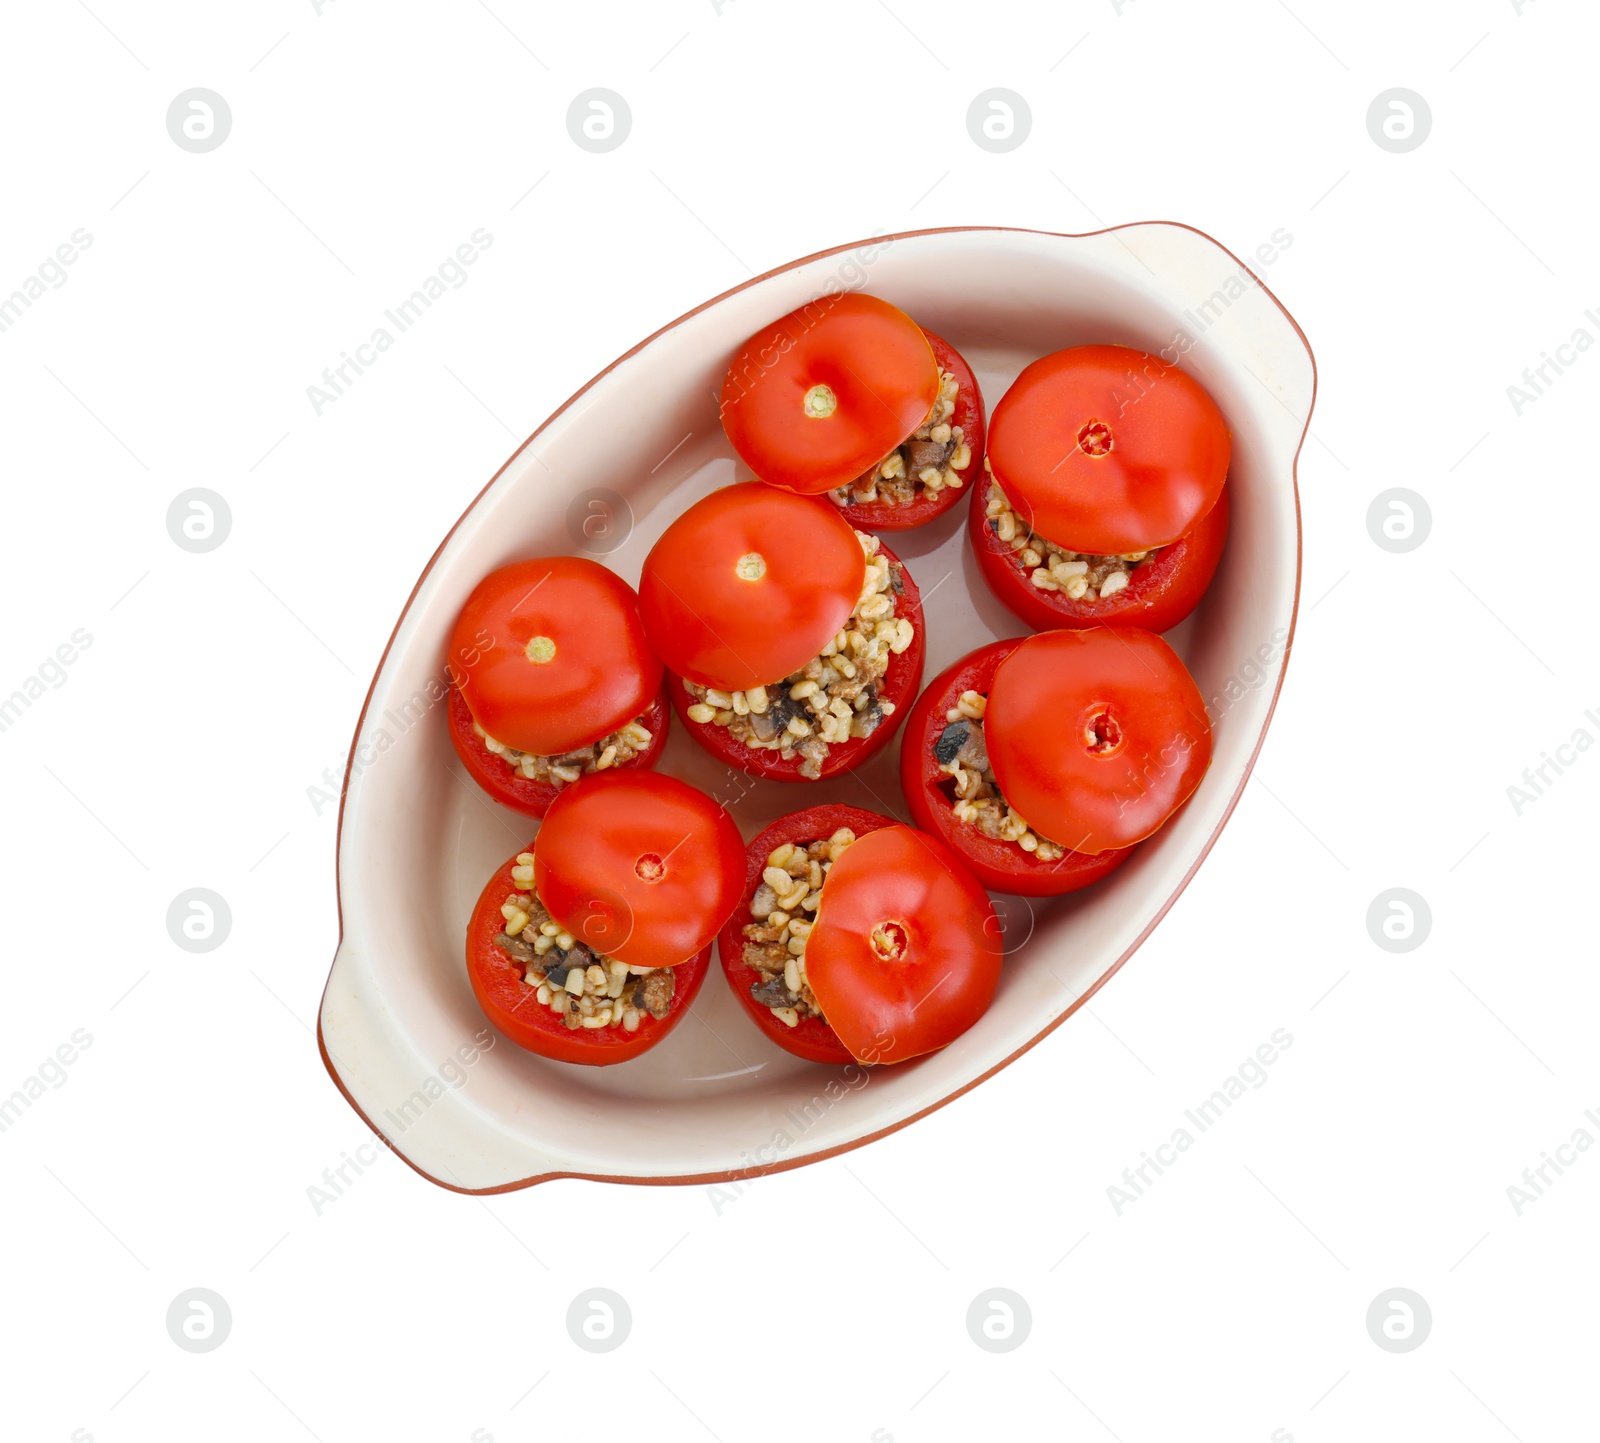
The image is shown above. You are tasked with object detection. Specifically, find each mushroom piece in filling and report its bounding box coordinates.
[681,532,914,780]
[983,466,1159,601]
[474,716,655,788]
[933,690,1066,862]
[829,370,972,508]
[492,851,675,1031]
[740,827,858,1028]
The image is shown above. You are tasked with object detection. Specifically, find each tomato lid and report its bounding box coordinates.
[720,293,940,496]
[986,344,1230,554]
[638,483,867,691]
[449,557,662,756]
[806,824,1001,1065]
[984,627,1213,855]
[533,772,745,970]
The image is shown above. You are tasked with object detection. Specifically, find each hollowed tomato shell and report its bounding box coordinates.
[970,481,1229,636]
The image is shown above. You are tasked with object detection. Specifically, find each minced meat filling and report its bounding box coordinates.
[983,465,1158,601]
[741,827,858,1028]
[475,715,655,788]
[682,531,913,780]
[934,690,1065,863]
[493,851,674,1032]
[829,370,972,508]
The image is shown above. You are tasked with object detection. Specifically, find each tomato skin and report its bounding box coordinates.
[970,481,1230,636]
[716,805,895,1065]
[533,772,746,971]
[639,484,867,692]
[666,537,925,782]
[466,844,709,1066]
[446,683,670,818]
[986,628,1212,856]
[832,329,987,533]
[806,824,1002,1065]
[900,640,1134,897]
[449,557,662,756]
[987,345,1230,554]
[720,293,939,496]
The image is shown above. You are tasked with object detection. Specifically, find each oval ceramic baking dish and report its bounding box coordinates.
[318,223,1314,1193]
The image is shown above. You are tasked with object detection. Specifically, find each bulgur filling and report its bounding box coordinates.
[474,715,655,788]
[492,851,674,1032]
[933,689,1066,863]
[741,827,858,1028]
[983,464,1158,600]
[828,371,972,508]
[682,531,913,780]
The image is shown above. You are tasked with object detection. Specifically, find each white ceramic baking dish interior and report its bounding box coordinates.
[318,223,1313,1193]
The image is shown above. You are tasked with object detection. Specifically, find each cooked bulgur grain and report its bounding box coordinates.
[475,716,655,789]
[741,828,858,1026]
[932,689,1065,862]
[828,371,972,508]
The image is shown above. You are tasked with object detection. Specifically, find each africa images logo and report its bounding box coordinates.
[305,229,495,415]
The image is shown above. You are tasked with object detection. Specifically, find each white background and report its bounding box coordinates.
[2,1,1596,1439]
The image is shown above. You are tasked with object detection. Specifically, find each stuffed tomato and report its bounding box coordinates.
[717,805,1002,1065]
[447,556,669,816]
[901,630,1212,897]
[718,293,983,529]
[640,483,924,781]
[466,772,744,1065]
[974,345,1230,634]
[467,846,710,1065]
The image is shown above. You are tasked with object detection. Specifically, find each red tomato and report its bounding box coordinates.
[719,293,939,496]
[987,345,1230,554]
[829,328,987,532]
[665,533,923,782]
[449,557,662,756]
[901,640,1134,897]
[465,844,709,1065]
[639,483,867,692]
[533,772,746,971]
[716,805,894,1065]
[445,682,670,818]
[985,628,1212,856]
[970,481,1229,636]
[806,823,1002,1065]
